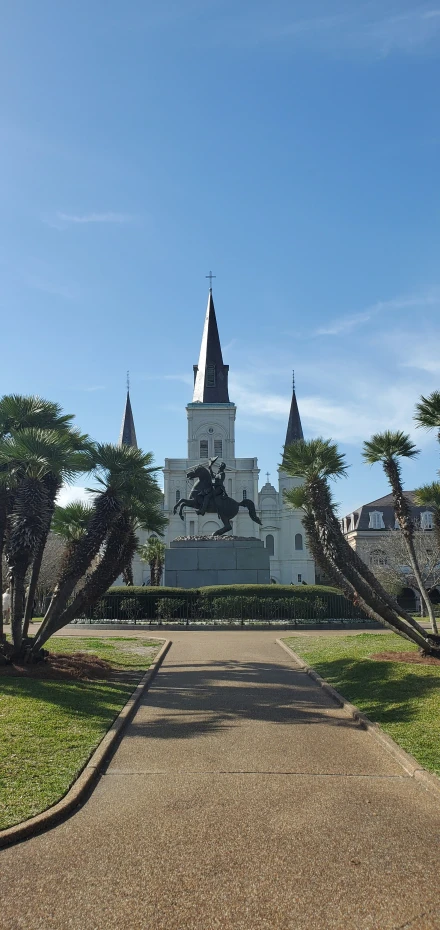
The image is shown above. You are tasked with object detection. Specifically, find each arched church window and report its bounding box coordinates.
[206,366,216,387]
[265,534,274,557]
[295,533,303,550]
[242,489,247,499]
[214,440,222,456]
[175,489,180,504]
[200,440,208,459]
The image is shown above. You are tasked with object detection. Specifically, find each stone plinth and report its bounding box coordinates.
[164,537,270,588]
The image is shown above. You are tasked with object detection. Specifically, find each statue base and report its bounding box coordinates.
[164,536,270,588]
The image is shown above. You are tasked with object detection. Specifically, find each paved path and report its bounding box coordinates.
[2,631,440,930]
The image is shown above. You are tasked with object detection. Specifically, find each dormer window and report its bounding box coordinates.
[206,366,216,387]
[421,511,434,530]
[369,511,385,529]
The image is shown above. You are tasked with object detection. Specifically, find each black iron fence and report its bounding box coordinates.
[69,590,375,627]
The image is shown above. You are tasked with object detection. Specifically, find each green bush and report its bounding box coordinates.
[83,583,368,623]
[198,584,340,599]
[156,598,188,620]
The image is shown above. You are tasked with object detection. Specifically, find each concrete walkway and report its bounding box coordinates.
[1,631,440,930]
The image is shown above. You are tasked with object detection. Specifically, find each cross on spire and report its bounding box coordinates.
[126,370,130,392]
[266,471,271,484]
[205,270,216,290]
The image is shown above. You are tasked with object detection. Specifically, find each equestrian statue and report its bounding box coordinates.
[173,457,263,537]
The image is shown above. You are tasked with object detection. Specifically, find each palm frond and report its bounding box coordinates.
[283,486,308,510]
[363,430,419,464]
[414,391,440,430]
[52,501,94,541]
[0,394,74,437]
[282,438,348,481]
[413,482,440,509]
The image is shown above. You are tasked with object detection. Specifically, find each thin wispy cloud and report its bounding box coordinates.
[44,211,136,229]
[315,292,439,337]
[224,1,440,56]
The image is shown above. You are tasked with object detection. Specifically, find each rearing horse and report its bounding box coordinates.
[173,465,263,537]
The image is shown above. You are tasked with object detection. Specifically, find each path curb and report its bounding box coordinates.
[277,638,440,798]
[0,638,171,849]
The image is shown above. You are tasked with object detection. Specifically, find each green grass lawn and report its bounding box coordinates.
[284,633,440,777]
[0,636,162,831]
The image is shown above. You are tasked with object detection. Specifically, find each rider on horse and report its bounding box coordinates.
[197,459,227,516]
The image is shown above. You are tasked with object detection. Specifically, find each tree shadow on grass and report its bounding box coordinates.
[307,656,440,726]
[0,676,137,721]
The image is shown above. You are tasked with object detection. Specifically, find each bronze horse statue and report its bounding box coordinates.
[173,464,263,537]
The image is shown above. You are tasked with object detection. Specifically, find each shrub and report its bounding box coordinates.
[156,598,188,620]
[84,583,368,623]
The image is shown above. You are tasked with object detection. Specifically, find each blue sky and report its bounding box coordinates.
[1,0,440,515]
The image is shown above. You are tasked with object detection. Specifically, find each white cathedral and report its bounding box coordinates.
[118,288,315,586]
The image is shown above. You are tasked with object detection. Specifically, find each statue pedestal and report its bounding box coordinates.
[164,536,270,588]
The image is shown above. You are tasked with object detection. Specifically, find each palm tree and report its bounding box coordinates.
[414,391,440,441]
[33,443,166,651]
[0,395,76,640]
[363,431,438,634]
[413,482,440,549]
[22,432,92,638]
[283,439,435,653]
[0,428,92,649]
[139,537,166,586]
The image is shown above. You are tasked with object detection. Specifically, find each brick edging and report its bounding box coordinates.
[276,638,440,798]
[0,638,171,849]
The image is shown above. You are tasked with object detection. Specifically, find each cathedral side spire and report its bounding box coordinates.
[119,386,138,448]
[192,288,230,403]
[282,370,304,461]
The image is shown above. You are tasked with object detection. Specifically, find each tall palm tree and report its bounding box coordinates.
[33,444,165,651]
[283,439,434,652]
[0,395,76,639]
[414,391,440,441]
[413,482,440,549]
[363,431,438,634]
[0,428,91,649]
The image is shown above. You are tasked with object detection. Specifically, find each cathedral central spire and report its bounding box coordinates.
[192,288,230,403]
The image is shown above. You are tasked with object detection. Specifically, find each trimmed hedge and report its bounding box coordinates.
[79,584,368,622]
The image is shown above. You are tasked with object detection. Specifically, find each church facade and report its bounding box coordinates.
[119,288,315,586]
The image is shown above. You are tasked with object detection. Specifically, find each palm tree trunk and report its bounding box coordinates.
[384,459,438,634]
[403,534,438,634]
[0,489,6,641]
[122,558,134,586]
[34,518,136,649]
[306,482,435,649]
[303,513,429,649]
[10,565,27,651]
[37,491,121,643]
[309,480,428,636]
[22,475,60,639]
